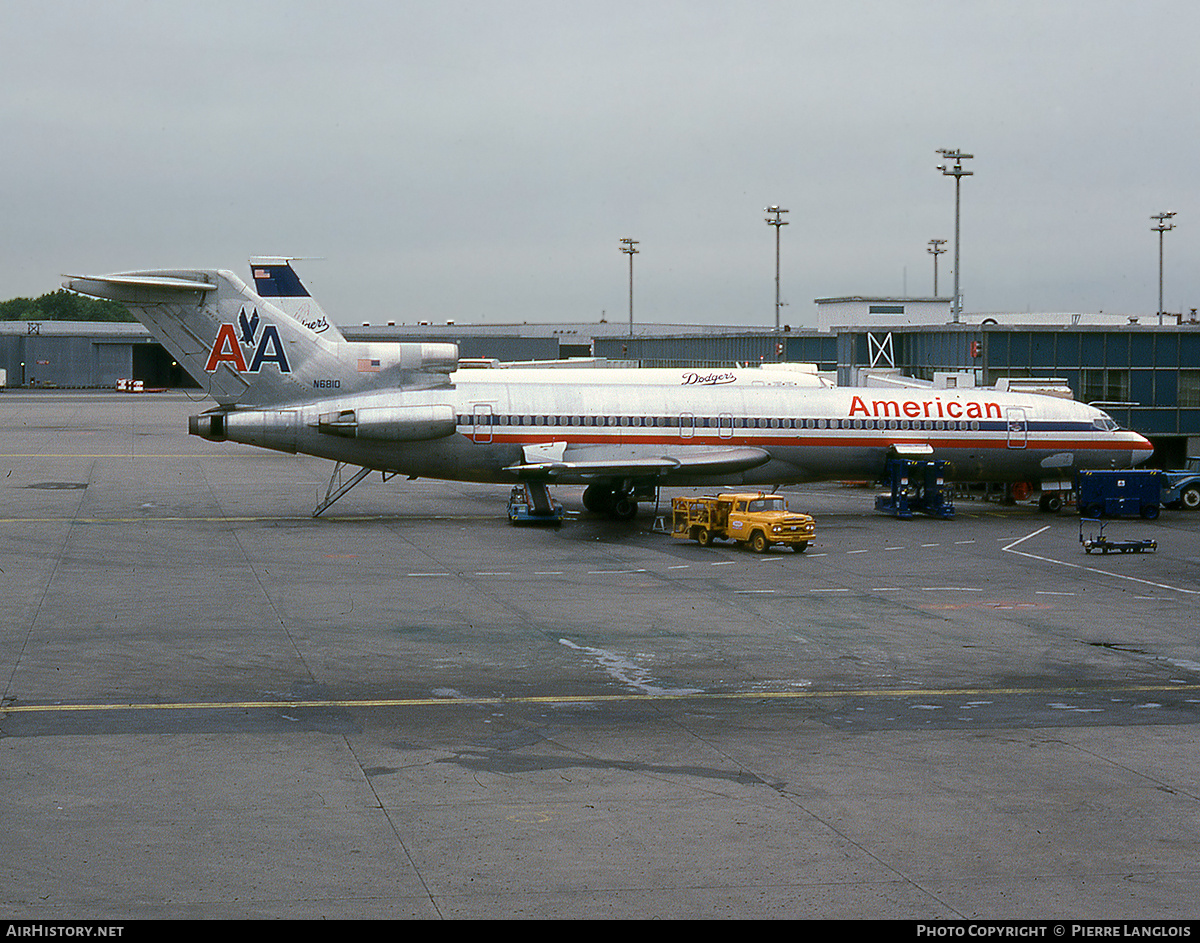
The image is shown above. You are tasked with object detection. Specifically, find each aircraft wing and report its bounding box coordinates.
[505,443,771,479]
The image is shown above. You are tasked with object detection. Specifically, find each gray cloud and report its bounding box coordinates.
[3,0,1198,326]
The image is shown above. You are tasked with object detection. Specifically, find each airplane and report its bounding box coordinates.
[63,267,1154,520]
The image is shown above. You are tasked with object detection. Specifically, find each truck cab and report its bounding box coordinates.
[1162,457,1200,510]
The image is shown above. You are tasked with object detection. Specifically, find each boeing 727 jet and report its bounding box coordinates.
[64,268,1153,519]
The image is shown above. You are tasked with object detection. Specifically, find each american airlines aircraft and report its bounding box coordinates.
[64,268,1153,519]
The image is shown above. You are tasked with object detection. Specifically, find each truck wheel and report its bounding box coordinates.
[1181,486,1200,510]
[750,531,768,553]
[793,542,808,553]
[1141,504,1160,520]
[1085,504,1104,519]
[696,527,713,547]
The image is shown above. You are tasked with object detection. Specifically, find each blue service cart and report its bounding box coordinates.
[1076,469,1164,520]
[507,482,564,525]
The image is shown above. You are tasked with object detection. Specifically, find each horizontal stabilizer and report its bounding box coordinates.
[63,272,217,304]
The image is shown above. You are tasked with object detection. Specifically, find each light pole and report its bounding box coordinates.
[936,149,973,322]
[619,238,639,336]
[1151,212,1176,326]
[764,206,789,330]
[927,238,947,296]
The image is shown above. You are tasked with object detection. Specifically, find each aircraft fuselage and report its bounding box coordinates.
[195,378,1151,487]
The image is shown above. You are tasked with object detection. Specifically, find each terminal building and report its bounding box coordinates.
[4,295,1199,465]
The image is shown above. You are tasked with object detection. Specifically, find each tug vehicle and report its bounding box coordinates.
[1161,457,1200,511]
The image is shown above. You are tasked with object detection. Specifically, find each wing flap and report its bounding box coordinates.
[505,445,770,479]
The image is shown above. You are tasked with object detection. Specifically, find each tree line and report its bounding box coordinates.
[0,289,133,322]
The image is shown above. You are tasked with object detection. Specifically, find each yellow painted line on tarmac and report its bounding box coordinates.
[5,682,1199,715]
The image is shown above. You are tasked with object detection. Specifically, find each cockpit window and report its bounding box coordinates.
[1092,414,1120,432]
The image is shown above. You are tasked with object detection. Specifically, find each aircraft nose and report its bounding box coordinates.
[1131,432,1154,465]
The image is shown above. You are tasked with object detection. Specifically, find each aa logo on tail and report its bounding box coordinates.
[204,306,292,374]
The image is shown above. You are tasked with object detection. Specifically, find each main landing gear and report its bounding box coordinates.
[582,483,652,521]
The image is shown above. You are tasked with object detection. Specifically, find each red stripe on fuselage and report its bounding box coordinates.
[474,431,1128,451]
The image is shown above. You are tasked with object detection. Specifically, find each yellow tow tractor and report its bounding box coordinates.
[671,492,815,553]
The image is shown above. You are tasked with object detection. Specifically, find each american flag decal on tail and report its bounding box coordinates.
[358,358,381,373]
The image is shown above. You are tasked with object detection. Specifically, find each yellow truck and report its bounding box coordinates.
[671,492,816,553]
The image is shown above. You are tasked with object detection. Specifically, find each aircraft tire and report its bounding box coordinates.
[583,485,614,515]
[1039,493,1063,513]
[611,496,638,520]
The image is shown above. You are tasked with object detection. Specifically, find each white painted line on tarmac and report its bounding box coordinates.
[1002,526,1200,596]
[1003,525,1051,551]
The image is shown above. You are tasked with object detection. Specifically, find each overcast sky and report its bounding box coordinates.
[3,1,1198,328]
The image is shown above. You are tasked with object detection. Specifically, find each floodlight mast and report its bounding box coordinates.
[1151,212,1176,326]
[764,206,789,331]
[936,149,973,322]
[619,238,639,336]
[927,238,947,296]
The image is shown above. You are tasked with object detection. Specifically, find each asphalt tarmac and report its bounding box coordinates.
[2,391,1199,919]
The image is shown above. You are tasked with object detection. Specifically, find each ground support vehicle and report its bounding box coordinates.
[1161,457,1200,510]
[507,482,564,525]
[875,459,955,520]
[671,493,815,553]
[1079,517,1157,554]
[1076,469,1164,519]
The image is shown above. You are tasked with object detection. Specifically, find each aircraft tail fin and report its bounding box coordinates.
[248,258,346,342]
[63,269,457,407]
